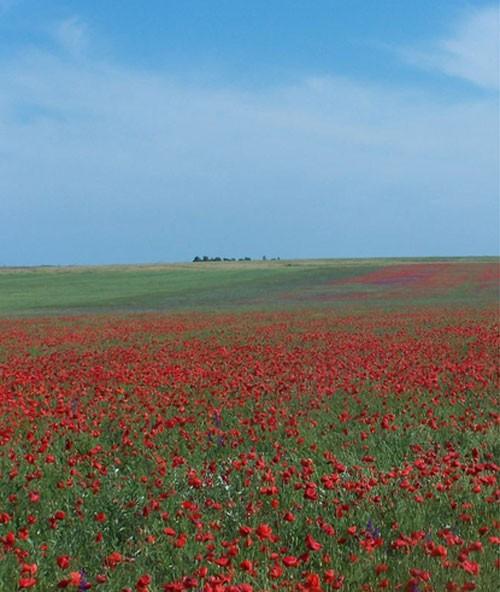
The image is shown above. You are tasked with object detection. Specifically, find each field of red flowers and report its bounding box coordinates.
[0,283,499,589]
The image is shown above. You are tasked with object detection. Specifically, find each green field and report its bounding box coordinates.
[0,257,497,316]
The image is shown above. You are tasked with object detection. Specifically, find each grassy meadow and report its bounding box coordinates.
[0,257,497,315]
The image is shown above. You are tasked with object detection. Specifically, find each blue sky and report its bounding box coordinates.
[0,0,498,264]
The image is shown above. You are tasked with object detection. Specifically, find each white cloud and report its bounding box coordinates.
[52,16,88,56]
[402,4,499,90]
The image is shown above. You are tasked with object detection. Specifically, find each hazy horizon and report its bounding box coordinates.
[1,255,499,270]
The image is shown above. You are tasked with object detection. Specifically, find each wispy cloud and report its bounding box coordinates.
[402,4,499,90]
[52,16,88,56]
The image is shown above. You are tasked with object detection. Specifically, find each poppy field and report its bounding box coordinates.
[0,260,498,591]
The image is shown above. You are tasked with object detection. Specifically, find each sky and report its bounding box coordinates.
[0,0,499,265]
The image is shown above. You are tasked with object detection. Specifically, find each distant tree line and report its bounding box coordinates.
[192,256,251,262]
[192,256,281,263]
